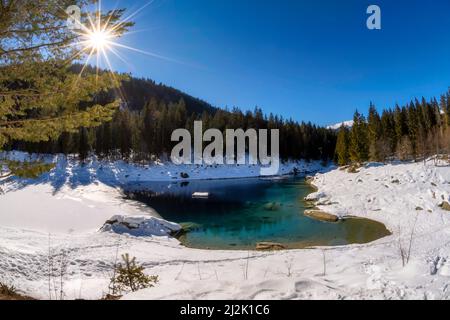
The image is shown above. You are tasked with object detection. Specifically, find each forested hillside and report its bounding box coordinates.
[69,64,218,115]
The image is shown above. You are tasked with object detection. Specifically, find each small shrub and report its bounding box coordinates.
[5,160,55,179]
[109,253,158,295]
[0,282,17,296]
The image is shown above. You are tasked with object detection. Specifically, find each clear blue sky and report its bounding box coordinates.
[98,0,450,126]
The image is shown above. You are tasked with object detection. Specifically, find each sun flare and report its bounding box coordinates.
[65,0,178,85]
[86,29,111,52]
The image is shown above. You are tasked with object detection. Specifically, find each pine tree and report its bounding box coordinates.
[380,110,396,158]
[110,253,158,295]
[407,103,419,159]
[349,111,369,163]
[0,1,133,150]
[141,98,157,154]
[446,90,450,127]
[78,127,89,161]
[441,90,450,128]
[394,105,408,145]
[335,125,350,165]
[367,103,382,161]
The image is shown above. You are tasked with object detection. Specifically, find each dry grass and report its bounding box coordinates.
[0,283,34,300]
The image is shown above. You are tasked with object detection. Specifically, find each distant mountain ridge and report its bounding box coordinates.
[120,76,218,115]
[71,64,218,115]
[327,120,354,130]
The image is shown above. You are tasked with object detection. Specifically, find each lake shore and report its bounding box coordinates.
[1,154,450,300]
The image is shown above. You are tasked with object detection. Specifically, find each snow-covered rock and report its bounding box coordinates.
[100,215,181,237]
[305,191,327,202]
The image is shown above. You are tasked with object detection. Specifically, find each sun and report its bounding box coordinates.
[86,29,111,52]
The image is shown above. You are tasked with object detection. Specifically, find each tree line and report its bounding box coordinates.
[9,96,337,163]
[7,80,450,166]
[335,90,450,165]
[8,82,450,166]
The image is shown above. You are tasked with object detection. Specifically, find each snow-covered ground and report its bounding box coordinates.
[1,151,324,187]
[1,152,450,300]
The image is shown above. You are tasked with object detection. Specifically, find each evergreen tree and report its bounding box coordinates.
[349,111,369,163]
[394,105,408,144]
[367,103,382,161]
[0,0,132,150]
[335,125,350,165]
[407,103,419,159]
[380,110,396,158]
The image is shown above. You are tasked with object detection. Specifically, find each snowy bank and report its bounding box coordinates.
[101,215,181,237]
[308,160,450,234]
[1,151,327,190]
[1,156,450,300]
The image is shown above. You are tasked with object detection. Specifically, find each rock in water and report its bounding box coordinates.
[192,192,209,199]
[175,222,203,236]
[100,215,181,237]
[180,172,190,179]
[304,210,339,223]
[263,202,280,211]
[256,242,286,251]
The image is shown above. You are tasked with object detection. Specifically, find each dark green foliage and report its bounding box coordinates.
[350,111,369,163]
[336,88,450,166]
[335,125,350,166]
[380,110,397,157]
[0,1,132,149]
[3,160,55,179]
[10,95,337,162]
[367,103,382,161]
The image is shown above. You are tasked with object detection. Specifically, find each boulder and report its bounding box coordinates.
[304,210,339,223]
[180,172,190,179]
[256,242,286,251]
[263,202,281,211]
[178,222,203,234]
[347,164,361,173]
[100,215,181,237]
[305,175,315,183]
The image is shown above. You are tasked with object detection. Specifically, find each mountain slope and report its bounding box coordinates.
[71,64,218,115]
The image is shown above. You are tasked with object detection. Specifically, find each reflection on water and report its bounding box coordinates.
[124,178,390,250]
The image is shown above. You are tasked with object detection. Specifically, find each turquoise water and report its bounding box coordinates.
[125,178,390,250]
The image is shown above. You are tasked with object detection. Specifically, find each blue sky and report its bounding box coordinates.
[98,0,450,126]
